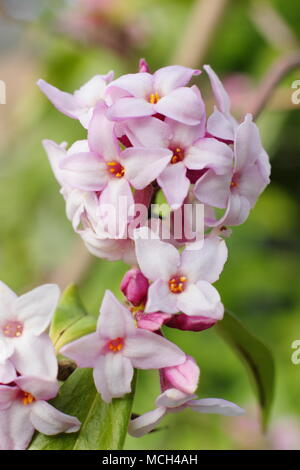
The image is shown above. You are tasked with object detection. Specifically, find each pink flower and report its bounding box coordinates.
[0,376,80,450]
[194,114,271,226]
[120,268,149,306]
[61,290,185,403]
[134,228,227,319]
[120,115,232,209]
[105,65,203,125]
[160,355,200,395]
[0,281,60,378]
[37,71,114,128]
[128,387,244,437]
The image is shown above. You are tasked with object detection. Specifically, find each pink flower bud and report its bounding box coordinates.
[160,355,200,395]
[136,312,172,331]
[120,269,149,306]
[166,313,217,332]
[139,58,150,73]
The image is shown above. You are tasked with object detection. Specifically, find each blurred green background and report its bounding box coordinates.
[0,0,300,450]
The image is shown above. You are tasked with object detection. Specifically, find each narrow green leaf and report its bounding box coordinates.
[215,310,275,430]
[50,284,96,351]
[29,369,136,450]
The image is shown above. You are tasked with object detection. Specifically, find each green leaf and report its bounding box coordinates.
[215,310,275,430]
[29,369,136,450]
[50,284,96,351]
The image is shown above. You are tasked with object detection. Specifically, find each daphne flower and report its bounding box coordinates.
[134,227,227,318]
[0,376,80,450]
[105,65,203,125]
[61,290,185,403]
[0,281,60,378]
[128,387,244,437]
[194,114,271,226]
[37,71,114,128]
[160,355,200,395]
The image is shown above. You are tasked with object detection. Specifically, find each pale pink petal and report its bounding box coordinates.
[165,118,204,147]
[98,290,136,338]
[122,147,171,190]
[60,152,108,191]
[0,280,17,321]
[128,407,166,437]
[37,79,79,118]
[155,87,203,125]
[134,227,180,281]
[222,193,251,226]
[124,329,185,369]
[107,73,153,98]
[30,401,80,434]
[176,282,224,319]
[180,236,228,283]
[74,73,113,107]
[194,169,231,209]
[157,163,190,210]
[185,138,233,174]
[237,163,268,207]
[0,384,18,410]
[156,388,192,408]
[120,116,171,148]
[15,284,60,335]
[188,397,244,416]
[88,101,120,160]
[136,312,171,332]
[206,108,236,141]
[162,355,200,395]
[0,402,33,450]
[42,140,67,186]
[145,279,178,314]
[12,334,58,380]
[0,338,14,363]
[204,65,231,114]
[234,114,263,172]
[15,376,59,401]
[107,97,153,120]
[60,332,102,368]
[154,65,200,96]
[93,353,133,403]
[0,359,16,384]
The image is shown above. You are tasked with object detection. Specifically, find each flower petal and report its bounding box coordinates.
[0,359,16,384]
[107,73,153,98]
[234,114,263,172]
[60,332,102,368]
[0,402,33,450]
[0,384,18,410]
[15,376,59,402]
[154,65,200,96]
[120,116,171,148]
[42,139,67,186]
[185,137,233,174]
[176,282,224,319]
[204,65,231,114]
[128,407,166,437]
[188,397,244,416]
[93,353,133,403]
[60,152,108,191]
[98,290,136,338]
[165,118,204,147]
[155,87,203,125]
[194,169,231,209]
[37,79,80,119]
[157,163,190,210]
[30,400,81,435]
[206,108,236,141]
[88,101,120,160]
[107,97,154,121]
[145,280,178,314]
[156,388,192,408]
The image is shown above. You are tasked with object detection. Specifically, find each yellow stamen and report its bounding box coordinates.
[22,392,35,406]
[108,337,124,352]
[149,92,160,104]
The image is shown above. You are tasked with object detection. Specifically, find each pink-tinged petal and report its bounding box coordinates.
[60,152,108,191]
[156,388,192,409]
[15,376,59,401]
[139,58,150,73]
[107,97,154,121]
[37,79,79,119]
[67,140,90,154]
[42,140,67,186]
[162,355,200,395]
[188,397,244,416]
[166,313,217,332]
[0,338,14,363]
[221,193,251,227]
[74,73,113,107]
[12,334,58,380]
[154,65,200,96]
[60,332,102,368]
[121,269,149,306]
[237,164,268,207]
[120,116,171,148]
[145,280,178,314]
[0,280,17,320]
[107,73,153,98]
[180,236,228,283]
[0,402,33,450]
[155,87,203,125]
[30,400,80,435]
[88,101,120,160]
[165,118,204,148]
[93,353,133,403]
[176,282,224,319]
[234,114,263,172]
[15,284,60,335]
[0,384,18,410]
[122,147,171,190]
[157,163,190,210]
[204,65,230,114]
[0,359,16,384]
[136,312,172,332]
[128,407,166,437]
[206,108,236,141]
[194,169,231,209]
[98,290,136,338]
[256,149,271,183]
[185,138,233,174]
[134,227,180,282]
[124,329,185,369]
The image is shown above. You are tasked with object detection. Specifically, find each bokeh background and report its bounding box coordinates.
[1,0,300,450]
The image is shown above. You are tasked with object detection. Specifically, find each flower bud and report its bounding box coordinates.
[161,355,200,395]
[166,313,217,332]
[120,268,149,306]
[136,312,171,331]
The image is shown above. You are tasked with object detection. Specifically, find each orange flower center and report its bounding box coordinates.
[107,161,125,178]
[22,392,35,406]
[170,147,185,164]
[108,337,124,352]
[148,92,160,104]
[169,275,187,294]
[3,321,23,338]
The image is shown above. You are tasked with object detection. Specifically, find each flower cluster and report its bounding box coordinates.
[38,60,270,437]
[0,282,80,450]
